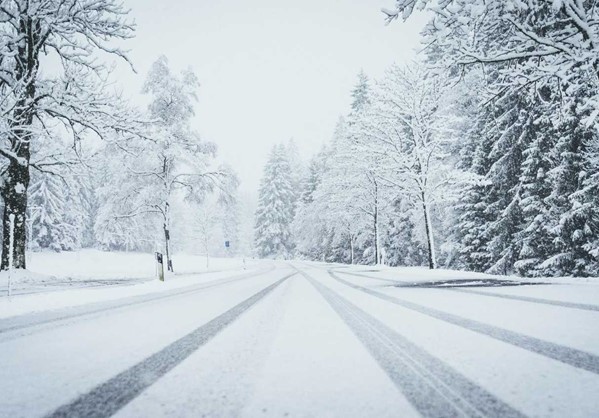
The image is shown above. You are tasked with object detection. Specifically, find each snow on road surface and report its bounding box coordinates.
[1,260,598,417]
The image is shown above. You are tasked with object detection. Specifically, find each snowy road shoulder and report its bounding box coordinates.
[0,263,272,320]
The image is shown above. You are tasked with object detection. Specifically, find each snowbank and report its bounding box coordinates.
[0,251,263,319]
[315,261,599,285]
[25,249,251,280]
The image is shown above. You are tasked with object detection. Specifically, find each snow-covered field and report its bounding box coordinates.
[0,250,257,318]
[0,249,254,295]
[1,254,598,417]
[26,249,251,280]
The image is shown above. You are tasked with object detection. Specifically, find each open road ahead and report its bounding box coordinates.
[1,262,598,417]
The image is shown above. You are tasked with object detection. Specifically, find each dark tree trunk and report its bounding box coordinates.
[422,192,436,270]
[164,222,173,272]
[1,162,30,269]
[1,14,40,270]
[163,202,173,272]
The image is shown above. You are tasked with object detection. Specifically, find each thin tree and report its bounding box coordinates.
[354,65,459,269]
[99,56,228,272]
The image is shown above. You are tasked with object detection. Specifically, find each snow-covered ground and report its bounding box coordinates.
[26,249,251,279]
[0,255,598,417]
[0,250,258,318]
[0,249,256,298]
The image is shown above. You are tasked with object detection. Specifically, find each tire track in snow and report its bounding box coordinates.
[45,273,294,418]
[335,269,599,313]
[330,269,599,375]
[448,288,599,312]
[338,270,411,285]
[297,268,525,418]
[0,266,275,341]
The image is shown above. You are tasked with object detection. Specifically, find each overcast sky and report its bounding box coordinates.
[115,0,428,194]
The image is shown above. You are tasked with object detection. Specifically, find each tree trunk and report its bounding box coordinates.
[163,202,173,272]
[1,16,40,270]
[374,209,379,265]
[1,102,32,271]
[422,192,436,269]
[373,179,380,265]
[349,233,354,264]
[1,161,30,270]
[205,238,209,269]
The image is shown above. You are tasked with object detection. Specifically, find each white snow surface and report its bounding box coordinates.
[0,250,257,318]
[0,255,598,417]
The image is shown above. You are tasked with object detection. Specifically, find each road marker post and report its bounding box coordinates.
[155,252,165,282]
[7,214,15,297]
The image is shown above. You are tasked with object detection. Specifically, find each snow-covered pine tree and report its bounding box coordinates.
[573,135,599,276]
[351,70,371,113]
[293,145,331,260]
[542,114,597,276]
[514,110,557,277]
[383,199,427,267]
[482,95,531,275]
[285,138,304,217]
[254,144,296,259]
[386,0,599,277]
[299,146,328,206]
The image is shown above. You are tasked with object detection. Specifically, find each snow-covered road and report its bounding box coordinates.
[1,262,598,417]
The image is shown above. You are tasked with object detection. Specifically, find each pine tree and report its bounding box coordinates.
[293,146,331,260]
[350,70,371,113]
[515,112,556,276]
[542,114,597,276]
[573,135,599,275]
[384,199,427,267]
[483,98,530,275]
[455,110,495,272]
[254,144,296,259]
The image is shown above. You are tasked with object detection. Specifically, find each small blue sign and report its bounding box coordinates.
[225,241,230,248]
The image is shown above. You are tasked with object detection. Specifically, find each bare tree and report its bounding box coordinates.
[99,56,229,272]
[0,0,137,269]
[383,1,599,120]
[354,65,461,269]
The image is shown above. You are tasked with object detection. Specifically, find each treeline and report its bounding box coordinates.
[255,1,599,277]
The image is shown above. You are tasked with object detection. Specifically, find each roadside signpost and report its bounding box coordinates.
[155,252,164,282]
[7,214,14,297]
[225,240,231,261]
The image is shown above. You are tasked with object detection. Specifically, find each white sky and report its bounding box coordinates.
[114,0,428,194]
